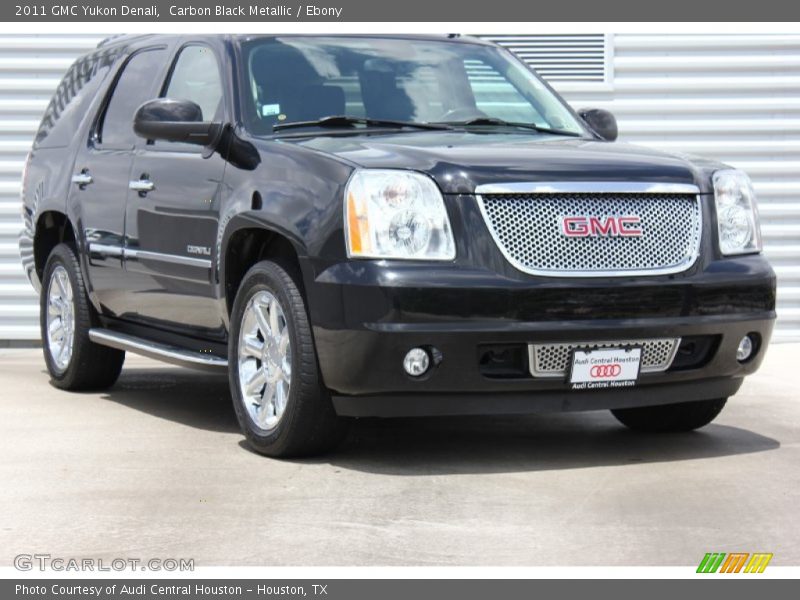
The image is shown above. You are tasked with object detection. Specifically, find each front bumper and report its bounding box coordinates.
[304,254,776,417]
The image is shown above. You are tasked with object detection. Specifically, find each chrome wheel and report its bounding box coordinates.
[237,290,292,430]
[46,265,75,371]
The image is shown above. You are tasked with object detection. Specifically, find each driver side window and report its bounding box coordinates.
[163,45,223,121]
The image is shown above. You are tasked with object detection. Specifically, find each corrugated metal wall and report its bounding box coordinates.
[480,34,609,82]
[0,33,797,341]
[0,34,105,339]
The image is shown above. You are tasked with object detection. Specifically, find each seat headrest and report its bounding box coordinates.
[251,46,321,92]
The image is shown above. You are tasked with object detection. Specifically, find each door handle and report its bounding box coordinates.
[71,172,93,188]
[129,178,155,195]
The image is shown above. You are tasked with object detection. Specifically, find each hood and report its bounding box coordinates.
[284,131,724,195]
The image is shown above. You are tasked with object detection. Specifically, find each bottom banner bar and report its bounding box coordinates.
[3,579,794,600]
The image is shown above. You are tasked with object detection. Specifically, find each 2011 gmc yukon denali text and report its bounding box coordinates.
[19,34,776,457]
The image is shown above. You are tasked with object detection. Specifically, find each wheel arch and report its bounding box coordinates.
[220,214,309,317]
[33,210,78,284]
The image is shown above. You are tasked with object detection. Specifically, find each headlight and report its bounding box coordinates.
[345,169,456,260]
[713,169,762,256]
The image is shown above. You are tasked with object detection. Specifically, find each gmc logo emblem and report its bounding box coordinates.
[590,364,622,378]
[560,216,643,237]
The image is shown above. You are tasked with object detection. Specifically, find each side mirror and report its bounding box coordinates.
[133,98,223,147]
[578,108,618,142]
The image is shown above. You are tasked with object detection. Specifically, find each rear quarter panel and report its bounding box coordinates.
[21,46,124,289]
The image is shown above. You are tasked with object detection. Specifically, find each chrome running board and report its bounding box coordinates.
[88,329,228,372]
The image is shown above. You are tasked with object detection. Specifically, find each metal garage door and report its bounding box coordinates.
[0,33,798,341]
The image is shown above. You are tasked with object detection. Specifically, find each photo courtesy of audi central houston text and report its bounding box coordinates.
[18,33,776,457]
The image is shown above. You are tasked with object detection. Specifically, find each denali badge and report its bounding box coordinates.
[186,245,212,256]
[560,215,643,237]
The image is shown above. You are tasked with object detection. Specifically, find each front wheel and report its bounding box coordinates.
[611,398,728,432]
[228,260,348,457]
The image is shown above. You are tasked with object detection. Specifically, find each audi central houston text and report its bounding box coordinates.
[19,34,776,456]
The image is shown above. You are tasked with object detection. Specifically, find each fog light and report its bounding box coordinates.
[403,348,430,377]
[737,335,754,362]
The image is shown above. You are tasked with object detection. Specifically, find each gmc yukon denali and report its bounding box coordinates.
[19,34,776,456]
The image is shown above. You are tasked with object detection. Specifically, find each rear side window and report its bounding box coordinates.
[34,46,122,148]
[163,45,223,121]
[98,47,168,149]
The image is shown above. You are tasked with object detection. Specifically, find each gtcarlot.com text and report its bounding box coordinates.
[14,553,194,572]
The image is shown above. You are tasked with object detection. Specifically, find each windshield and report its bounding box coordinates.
[238,36,587,136]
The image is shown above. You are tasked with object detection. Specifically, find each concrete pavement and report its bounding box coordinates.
[0,344,798,566]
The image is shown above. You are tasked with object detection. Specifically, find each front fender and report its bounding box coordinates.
[218,211,309,277]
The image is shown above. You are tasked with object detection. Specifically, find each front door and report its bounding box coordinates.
[122,44,227,338]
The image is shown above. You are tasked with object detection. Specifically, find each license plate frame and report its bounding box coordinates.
[568,346,643,390]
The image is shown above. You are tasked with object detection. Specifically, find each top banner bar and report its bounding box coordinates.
[2,0,800,22]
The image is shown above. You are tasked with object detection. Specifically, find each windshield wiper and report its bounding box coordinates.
[273,115,453,133]
[437,117,583,137]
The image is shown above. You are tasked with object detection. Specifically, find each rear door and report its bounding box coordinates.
[122,43,228,338]
[70,45,169,316]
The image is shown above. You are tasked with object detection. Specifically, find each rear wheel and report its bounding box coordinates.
[40,243,125,390]
[228,260,347,457]
[611,398,728,432]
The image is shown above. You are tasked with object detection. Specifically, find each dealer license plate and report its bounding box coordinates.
[569,347,642,390]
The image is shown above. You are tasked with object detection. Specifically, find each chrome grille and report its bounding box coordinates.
[529,338,681,378]
[477,192,702,277]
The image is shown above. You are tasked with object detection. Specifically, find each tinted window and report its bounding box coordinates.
[99,47,167,149]
[164,45,223,120]
[465,58,545,125]
[35,46,123,147]
[240,37,584,136]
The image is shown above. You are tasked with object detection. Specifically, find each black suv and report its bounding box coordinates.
[20,34,776,456]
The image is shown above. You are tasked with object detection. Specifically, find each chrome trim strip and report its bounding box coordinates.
[87,245,211,269]
[475,189,703,278]
[89,329,227,372]
[126,248,212,269]
[88,243,124,257]
[528,338,682,379]
[475,182,702,195]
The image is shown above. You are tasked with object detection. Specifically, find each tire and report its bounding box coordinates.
[40,243,125,390]
[611,398,728,432]
[228,260,347,457]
